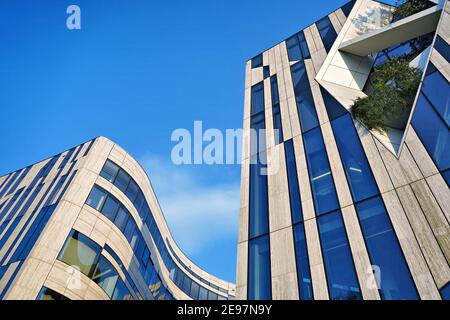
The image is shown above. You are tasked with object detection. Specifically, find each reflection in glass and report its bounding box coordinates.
[318,211,362,300]
[355,196,419,300]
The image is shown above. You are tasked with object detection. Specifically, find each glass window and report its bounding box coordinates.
[182,274,192,295]
[412,94,450,171]
[286,35,302,61]
[249,154,269,239]
[125,180,139,203]
[286,32,310,61]
[252,54,263,69]
[441,282,450,300]
[421,69,450,127]
[86,185,107,211]
[37,287,69,300]
[114,206,129,231]
[355,196,419,300]
[248,235,271,300]
[291,62,319,132]
[341,0,356,17]
[293,223,313,300]
[208,291,218,300]
[134,191,145,213]
[251,82,265,116]
[285,140,303,223]
[263,66,270,79]
[331,114,379,202]
[321,86,348,121]
[115,170,131,193]
[112,278,132,300]
[317,211,362,300]
[100,160,120,183]
[316,16,337,52]
[124,219,139,249]
[303,127,340,215]
[92,255,119,297]
[198,286,208,300]
[190,281,200,300]
[434,36,450,63]
[102,195,120,221]
[271,76,283,144]
[58,230,101,277]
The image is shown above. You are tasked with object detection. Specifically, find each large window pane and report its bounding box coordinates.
[251,82,265,116]
[102,195,120,221]
[248,235,271,300]
[318,211,362,300]
[331,114,379,202]
[112,278,132,300]
[355,196,419,300]
[285,140,303,223]
[100,160,119,183]
[115,170,131,193]
[293,223,313,300]
[58,230,101,277]
[303,127,340,215]
[249,154,269,239]
[271,76,283,144]
[114,206,129,231]
[86,185,107,211]
[291,62,319,132]
[421,69,450,126]
[412,94,450,171]
[125,180,139,203]
[92,255,119,297]
[316,16,337,52]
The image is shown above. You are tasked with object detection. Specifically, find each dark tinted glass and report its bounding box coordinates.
[331,114,379,202]
[248,235,271,300]
[421,69,450,126]
[355,196,419,300]
[102,196,120,221]
[291,62,319,132]
[303,127,339,215]
[412,94,450,171]
[293,223,313,300]
[285,140,303,223]
[100,160,120,183]
[318,211,362,300]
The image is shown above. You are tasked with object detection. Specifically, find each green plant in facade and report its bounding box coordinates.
[392,0,434,22]
[351,58,422,132]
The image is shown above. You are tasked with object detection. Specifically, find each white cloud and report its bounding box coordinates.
[138,154,240,256]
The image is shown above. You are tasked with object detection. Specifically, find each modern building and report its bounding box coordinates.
[0,137,236,300]
[237,0,450,300]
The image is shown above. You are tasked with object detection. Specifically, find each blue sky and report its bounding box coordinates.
[0,0,362,283]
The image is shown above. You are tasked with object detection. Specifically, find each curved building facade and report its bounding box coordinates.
[0,137,236,300]
[237,0,450,300]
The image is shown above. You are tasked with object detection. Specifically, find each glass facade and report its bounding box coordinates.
[318,211,362,300]
[355,197,419,300]
[331,114,379,202]
[271,75,283,145]
[285,140,303,224]
[96,159,232,300]
[293,223,313,300]
[316,16,337,52]
[248,235,271,300]
[303,127,340,216]
[286,31,310,61]
[58,230,133,300]
[291,61,319,133]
